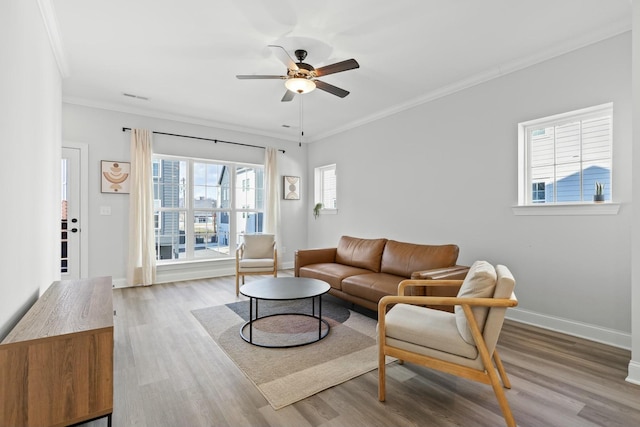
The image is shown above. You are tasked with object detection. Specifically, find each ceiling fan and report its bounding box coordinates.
[236,45,360,102]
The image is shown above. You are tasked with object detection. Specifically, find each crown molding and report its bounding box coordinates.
[37,0,70,78]
[313,21,631,142]
[62,96,300,143]
[62,19,630,144]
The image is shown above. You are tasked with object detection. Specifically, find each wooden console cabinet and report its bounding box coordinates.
[0,277,113,427]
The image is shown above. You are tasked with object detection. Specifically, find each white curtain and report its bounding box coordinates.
[264,147,280,240]
[127,129,156,286]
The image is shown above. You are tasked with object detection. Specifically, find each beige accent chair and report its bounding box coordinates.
[235,234,277,296]
[378,261,518,427]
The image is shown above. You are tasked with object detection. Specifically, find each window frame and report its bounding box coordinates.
[514,103,619,216]
[314,163,338,215]
[152,154,265,263]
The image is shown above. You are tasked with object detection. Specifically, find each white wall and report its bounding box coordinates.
[0,0,62,338]
[62,104,308,285]
[307,33,632,347]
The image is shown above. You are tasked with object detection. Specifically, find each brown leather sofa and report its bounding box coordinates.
[295,235,469,312]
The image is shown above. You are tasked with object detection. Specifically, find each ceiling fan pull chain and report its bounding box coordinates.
[299,95,304,147]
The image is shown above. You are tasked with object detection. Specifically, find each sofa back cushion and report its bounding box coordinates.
[335,236,387,272]
[380,240,459,278]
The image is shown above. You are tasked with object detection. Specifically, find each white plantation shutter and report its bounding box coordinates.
[523,104,612,204]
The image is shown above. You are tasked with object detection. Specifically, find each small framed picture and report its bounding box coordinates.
[283,176,300,200]
[101,161,131,193]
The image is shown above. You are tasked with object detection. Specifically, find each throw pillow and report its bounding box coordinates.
[455,260,497,345]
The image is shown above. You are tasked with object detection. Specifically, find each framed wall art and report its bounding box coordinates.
[283,175,300,200]
[101,160,131,193]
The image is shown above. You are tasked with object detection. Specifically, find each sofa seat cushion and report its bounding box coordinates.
[299,263,372,290]
[380,240,459,278]
[341,273,404,304]
[335,236,387,272]
[383,303,478,360]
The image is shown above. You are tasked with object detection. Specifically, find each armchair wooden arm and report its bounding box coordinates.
[380,293,518,310]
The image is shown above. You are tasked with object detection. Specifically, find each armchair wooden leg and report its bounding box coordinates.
[488,366,516,427]
[235,274,240,296]
[378,348,386,401]
[493,349,511,389]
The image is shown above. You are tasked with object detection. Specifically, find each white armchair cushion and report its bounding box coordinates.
[455,260,497,344]
[241,234,275,259]
[384,303,478,359]
[238,258,275,272]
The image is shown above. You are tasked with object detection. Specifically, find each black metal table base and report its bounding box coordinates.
[240,295,330,348]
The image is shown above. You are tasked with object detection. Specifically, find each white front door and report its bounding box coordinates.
[61,146,83,279]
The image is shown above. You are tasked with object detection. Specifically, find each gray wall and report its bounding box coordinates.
[0,0,62,338]
[62,104,308,285]
[307,33,632,347]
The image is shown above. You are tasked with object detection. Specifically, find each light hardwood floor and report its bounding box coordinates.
[80,270,640,427]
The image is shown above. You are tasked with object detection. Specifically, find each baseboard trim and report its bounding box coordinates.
[626,360,640,385]
[112,278,129,289]
[112,261,296,289]
[507,307,631,350]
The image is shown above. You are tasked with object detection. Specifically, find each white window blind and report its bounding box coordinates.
[519,103,612,205]
[315,164,337,210]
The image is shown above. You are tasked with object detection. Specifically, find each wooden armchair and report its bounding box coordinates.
[235,234,277,296]
[378,261,518,427]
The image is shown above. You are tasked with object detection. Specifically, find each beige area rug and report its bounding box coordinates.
[192,298,393,410]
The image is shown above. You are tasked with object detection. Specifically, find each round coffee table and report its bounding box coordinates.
[239,277,331,348]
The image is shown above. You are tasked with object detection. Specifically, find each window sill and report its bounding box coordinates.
[320,209,338,215]
[512,202,620,216]
[157,257,232,267]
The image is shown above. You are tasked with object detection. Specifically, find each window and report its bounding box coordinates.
[518,103,612,206]
[152,155,264,262]
[314,164,337,212]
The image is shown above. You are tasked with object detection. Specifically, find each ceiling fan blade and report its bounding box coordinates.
[236,75,287,79]
[314,80,350,98]
[314,59,359,77]
[268,45,299,71]
[281,90,295,102]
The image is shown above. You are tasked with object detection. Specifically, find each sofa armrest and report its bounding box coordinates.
[294,248,337,276]
[411,265,470,280]
[398,279,464,296]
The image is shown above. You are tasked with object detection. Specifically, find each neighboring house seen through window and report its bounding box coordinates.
[518,103,612,205]
[152,155,264,261]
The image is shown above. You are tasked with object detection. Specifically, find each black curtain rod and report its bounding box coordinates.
[122,127,285,153]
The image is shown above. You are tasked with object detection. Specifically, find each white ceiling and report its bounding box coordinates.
[52,0,631,142]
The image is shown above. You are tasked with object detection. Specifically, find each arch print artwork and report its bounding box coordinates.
[101,160,130,193]
[283,176,300,200]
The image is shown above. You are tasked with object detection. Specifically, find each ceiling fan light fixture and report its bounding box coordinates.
[285,78,316,94]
